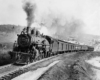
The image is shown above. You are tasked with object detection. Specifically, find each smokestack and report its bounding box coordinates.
[27,26,30,34]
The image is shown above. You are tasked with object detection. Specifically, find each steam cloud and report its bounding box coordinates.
[42,17,84,39]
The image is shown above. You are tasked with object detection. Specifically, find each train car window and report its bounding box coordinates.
[73,45,74,50]
[70,44,71,50]
[31,29,34,34]
[66,44,67,50]
[71,44,72,50]
[68,44,70,50]
[58,42,59,50]
[67,44,68,50]
[72,45,73,50]
[66,43,68,50]
[62,43,63,50]
[36,30,40,36]
[52,42,53,48]
[72,45,74,50]
[67,44,69,50]
[71,45,72,50]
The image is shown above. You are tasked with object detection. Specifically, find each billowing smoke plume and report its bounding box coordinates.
[23,1,36,27]
[22,0,100,45]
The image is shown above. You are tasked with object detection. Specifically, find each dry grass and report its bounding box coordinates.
[0,42,14,66]
[38,52,97,80]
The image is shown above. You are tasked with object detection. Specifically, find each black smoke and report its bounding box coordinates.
[23,2,36,27]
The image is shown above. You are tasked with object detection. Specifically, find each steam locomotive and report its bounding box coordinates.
[10,26,94,65]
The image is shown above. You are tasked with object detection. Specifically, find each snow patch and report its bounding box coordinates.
[94,44,100,51]
[12,60,59,80]
[86,56,100,80]
[86,57,100,68]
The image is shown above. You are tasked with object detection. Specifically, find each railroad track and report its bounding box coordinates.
[0,52,76,80]
[0,64,11,71]
[0,64,22,77]
[0,56,56,80]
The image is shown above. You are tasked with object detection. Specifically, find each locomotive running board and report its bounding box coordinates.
[10,51,33,56]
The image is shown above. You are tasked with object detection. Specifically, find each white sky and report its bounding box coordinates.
[0,0,27,26]
[0,0,100,36]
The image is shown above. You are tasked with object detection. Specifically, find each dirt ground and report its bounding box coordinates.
[38,51,100,80]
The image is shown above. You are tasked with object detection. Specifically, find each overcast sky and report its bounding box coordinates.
[0,0,100,36]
